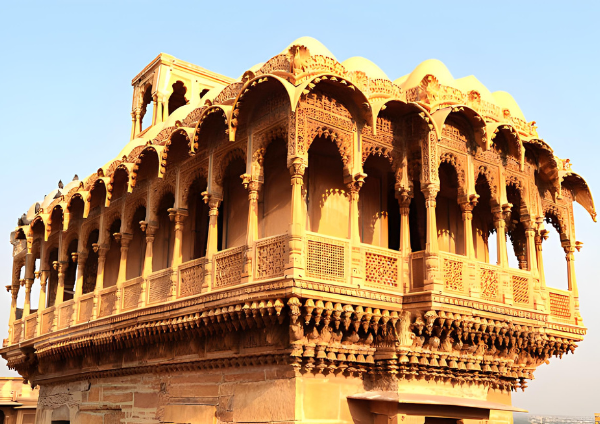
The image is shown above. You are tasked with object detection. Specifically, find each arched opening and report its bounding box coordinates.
[140,85,154,130]
[492,132,520,165]
[89,182,106,216]
[153,193,175,271]
[68,196,84,231]
[259,138,290,238]
[47,247,59,307]
[49,207,63,237]
[436,163,464,255]
[360,155,400,250]
[134,150,159,187]
[126,206,146,280]
[221,157,248,249]
[103,219,122,288]
[109,168,129,202]
[307,136,349,238]
[168,81,187,115]
[82,230,99,295]
[184,177,209,262]
[165,132,190,170]
[506,185,527,269]
[543,212,569,290]
[473,174,496,264]
[63,238,78,301]
[15,263,25,315]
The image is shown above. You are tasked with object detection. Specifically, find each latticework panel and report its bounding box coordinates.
[365,250,399,288]
[122,280,142,311]
[25,316,37,339]
[306,236,347,282]
[479,268,499,301]
[214,246,244,288]
[58,304,73,329]
[256,235,288,280]
[443,259,464,292]
[99,290,116,317]
[78,297,94,323]
[148,273,172,304]
[549,292,571,319]
[179,259,206,298]
[512,275,530,304]
[12,321,22,343]
[42,310,54,334]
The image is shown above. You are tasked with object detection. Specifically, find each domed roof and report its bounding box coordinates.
[454,75,496,105]
[399,59,454,89]
[493,91,526,121]
[282,37,337,61]
[342,56,389,80]
[26,202,40,221]
[41,189,61,210]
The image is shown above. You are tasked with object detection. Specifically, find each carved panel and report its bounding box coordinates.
[306,235,347,283]
[122,278,142,311]
[479,267,499,301]
[511,275,530,304]
[178,258,207,298]
[42,310,54,334]
[443,259,464,292]
[214,246,244,288]
[12,320,22,343]
[99,290,116,317]
[58,303,73,330]
[365,249,399,288]
[148,270,172,304]
[78,296,94,323]
[25,315,37,340]
[255,235,288,281]
[549,292,571,319]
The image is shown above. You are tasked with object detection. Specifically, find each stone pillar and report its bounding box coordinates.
[524,221,538,274]
[94,246,108,292]
[130,111,137,140]
[347,173,366,244]
[397,193,411,256]
[242,177,260,281]
[23,253,35,316]
[565,245,580,318]
[460,201,475,259]
[170,210,188,268]
[38,271,48,312]
[143,226,156,277]
[286,159,306,277]
[162,96,170,121]
[8,283,19,327]
[74,252,88,300]
[204,195,221,258]
[117,234,132,283]
[55,261,68,305]
[422,183,440,254]
[152,93,161,125]
[535,230,548,287]
[493,206,509,267]
[135,109,142,137]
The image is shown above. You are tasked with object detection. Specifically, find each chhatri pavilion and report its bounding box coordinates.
[1,37,595,424]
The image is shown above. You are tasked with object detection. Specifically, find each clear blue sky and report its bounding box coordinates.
[0,0,598,415]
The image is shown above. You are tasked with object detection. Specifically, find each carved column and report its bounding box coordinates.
[152,93,161,125]
[55,261,68,305]
[117,234,132,284]
[535,230,548,288]
[38,270,48,312]
[94,246,108,292]
[130,111,136,140]
[422,183,440,254]
[142,226,156,277]
[8,283,19,328]
[398,192,412,256]
[23,253,35,316]
[460,201,475,259]
[74,252,87,300]
[286,158,306,278]
[162,96,170,121]
[134,109,142,137]
[565,245,581,320]
[204,194,221,258]
[493,206,509,267]
[347,173,366,244]
[241,177,261,281]
[524,221,538,274]
[170,210,188,268]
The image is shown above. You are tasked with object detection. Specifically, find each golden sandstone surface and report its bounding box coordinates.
[1,37,594,423]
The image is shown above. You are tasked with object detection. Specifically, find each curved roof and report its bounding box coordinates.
[454,75,496,105]
[399,59,455,89]
[342,57,389,80]
[493,91,526,121]
[282,36,337,61]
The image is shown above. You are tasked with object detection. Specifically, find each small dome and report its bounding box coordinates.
[342,57,389,80]
[393,74,409,86]
[399,59,454,89]
[26,202,41,221]
[493,91,526,121]
[282,37,337,61]
[454,75,496,105]
[40,189,61,210]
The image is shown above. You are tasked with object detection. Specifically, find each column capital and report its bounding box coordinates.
[119,233,133,249]
[202,191,222,212]
[346,172,367,197]
[421,182,439,200]
[289,157,306,178]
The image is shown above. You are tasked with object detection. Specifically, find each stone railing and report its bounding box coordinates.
[6,233,580,345]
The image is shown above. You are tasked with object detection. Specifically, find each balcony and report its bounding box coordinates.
[5,232,581,347]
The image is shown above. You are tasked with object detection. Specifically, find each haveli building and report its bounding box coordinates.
[0,37,595,424]
[0,378,38,424]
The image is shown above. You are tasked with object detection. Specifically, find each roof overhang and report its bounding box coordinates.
[348,391,527,420]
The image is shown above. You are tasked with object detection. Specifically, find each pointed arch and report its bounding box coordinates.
[432,106,487,150]
[193,105,231,152]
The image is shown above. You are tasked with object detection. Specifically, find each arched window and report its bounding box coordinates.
[103,219,122,288]
[165,132,190,170]
[49,207,63,237]
[307,137,349,238]
[47,247,59,306]
[140,85,154,130]
[153,193,175,271]
[184,176,209,261]
[409,181,426,252]
[89,182,106,216]
[135,149,159,187]
[543,212,568,290]
[473,174,495,264]
[109,168,129,202]
[68,197,85,231]
[506,185,526,269]
[63,238,78,301]
[82,230,99,295]
[259,138,290,238]
[437,163,464,255]
[360,155,399,250]
[168,81,187,115]
[221,158,248,249]
[126,207,146,280]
